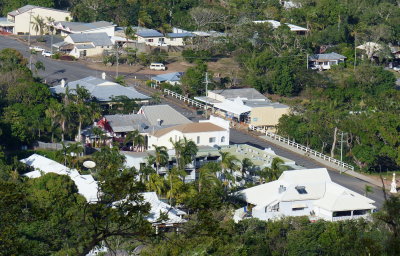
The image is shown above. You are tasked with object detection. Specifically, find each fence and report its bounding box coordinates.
[34,141,74,151]
[249,126,355,171]
[163,89,206,109]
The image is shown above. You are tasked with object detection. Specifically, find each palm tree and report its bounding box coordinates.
[125,130,139,150]
[258,157,285,183]
[153,145,169,174]
[146,173,166,196]
[182,137,198,168]
[34,61,45,73]
[169,138,184,169]
[364,185,374,197]
[45,99,62,142]
[92,126,104,147]
[241,158,254,177]
[66,142,84,168]
[134,134,145,152]
[198,162,221,193]
[219,151,240,189]
[166,167,187,205]
[31,15,45,37]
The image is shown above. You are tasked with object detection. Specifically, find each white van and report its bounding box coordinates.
[149,63,166,71]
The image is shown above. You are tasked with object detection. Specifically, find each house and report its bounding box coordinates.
[134,27,164,46]
[52,20,116,36]
[20,154,98,202]
[195,88,290,129]
[63,32,113,58]
[164,32,195,46]
[147,116,230,150]
[50,75,150,104]
[137,105,192,127]
[82,104,192,147]
[253,20,308,35]
[151,72,184,85]
[234,168,376,222]
[309,52,346,70]
[2,5,71,35]
[141,192,186,229]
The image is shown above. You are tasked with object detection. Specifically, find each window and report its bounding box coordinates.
[83,50,87,57]
[221,136,225,143]
[148,39,154,42]
[295,186,307,194]
[292,207,305,211]
[209,137,216,143]
[197,136,200,144]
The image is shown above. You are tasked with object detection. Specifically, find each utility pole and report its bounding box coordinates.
[204,72,209,96]
[306,53,309,70]
[115,44,119,77]
[339,131,347,162]
[28,10,33,46]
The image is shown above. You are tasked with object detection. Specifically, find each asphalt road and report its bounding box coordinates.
[0,35,386,207]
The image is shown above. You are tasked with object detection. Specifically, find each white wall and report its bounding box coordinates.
[10,8,71,35]
[148,129,229,150]
[164,37,185,46]
[137,35,164,46]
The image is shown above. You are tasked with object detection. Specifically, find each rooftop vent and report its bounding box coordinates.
[60,79,66,87]
[295,186,308,194]
[101,72,106,80]
[278,185,286,194]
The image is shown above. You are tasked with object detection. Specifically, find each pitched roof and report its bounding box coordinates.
[151,122,226,137]
[152,72,184,82]
[134,27,163,37]
[139,105,192,126]
[20,154,98,202]
[56,21,115,32]
[210,88,267,100]
[8,5,70,16]
[309,52,347,61]
[213,98,252,115]
[103,114,150,133]
[69,32,113,46]
[253,20,308,32]
[141,192,186,224]
[237,168,376,212]
[50,76,150,102]
[167,32,195,38]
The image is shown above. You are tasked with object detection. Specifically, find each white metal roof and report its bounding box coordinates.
[20,154,98,202]
[236,168,376,212]
[213,98,252,115]
[141,192,186,224]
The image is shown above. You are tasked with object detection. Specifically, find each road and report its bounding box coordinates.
[0,35,386,207]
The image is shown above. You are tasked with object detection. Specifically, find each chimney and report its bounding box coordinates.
[101,72,106,80]
[60,79,66,87]
[157,119,162,126]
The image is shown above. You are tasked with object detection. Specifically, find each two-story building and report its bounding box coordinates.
[3,5,71,35]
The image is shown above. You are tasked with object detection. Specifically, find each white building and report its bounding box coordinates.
[3,5,71,35]
[134,27,164,46]
[64,32,114,58]
[234,168,376,222]
[147,116,230,150]
[164,32,195,46]
[20,154,99,202]
[253,20,308,35]
[308,52,346,70]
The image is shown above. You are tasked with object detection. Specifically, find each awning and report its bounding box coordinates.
[292,203,307,209]
[214,99,252,115]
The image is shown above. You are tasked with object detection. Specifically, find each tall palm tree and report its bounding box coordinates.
[241,158,254,177]
[169,138,184,169]
[258,157,285,183]
[92,126,104,148]
[125,130,139,150]
[31,15,45,37]
[198,162,221,193]
[153,145,169,175]
[166,167,186,206]
[182,137,198,168]
[45,99,62,142]
[134,134,145,152]
[146,173,166,196]
[219,151,240,189]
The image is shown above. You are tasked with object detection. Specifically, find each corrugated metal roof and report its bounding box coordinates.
[211,88,267,100]
[135,28,163,37]
[139,105,192,126]
[152,72,184,82]
[167,32,195,38]
[8,5,70,16]
[57,21,115,32]
[151,122,226,137]
[69,32,113,46]
[50,76,150,102]
[309,52,346,61]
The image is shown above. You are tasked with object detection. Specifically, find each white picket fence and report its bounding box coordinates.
[249,126,355,171]
[164,89,206,109]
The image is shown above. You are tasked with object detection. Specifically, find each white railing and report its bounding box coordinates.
[163,89,206,109]
[249,125,354,171]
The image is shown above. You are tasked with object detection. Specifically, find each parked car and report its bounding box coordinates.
[393,66,400,72]
[29,46,45,52]
[149,63,166,71]
[42,51,53,57]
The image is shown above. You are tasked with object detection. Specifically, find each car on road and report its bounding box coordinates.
[42,51,53,58]
[29,46,45,52]
[393,66,400,72]
[149,62,166,71]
